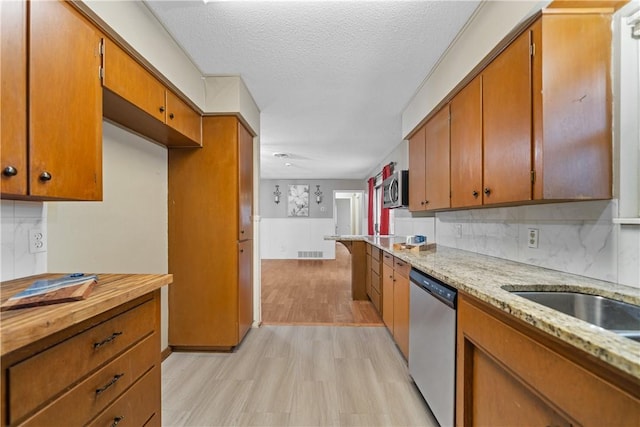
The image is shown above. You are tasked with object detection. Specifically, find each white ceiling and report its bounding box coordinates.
[144,0,481,180]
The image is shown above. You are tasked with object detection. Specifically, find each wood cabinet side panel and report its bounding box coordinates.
[408,126,427,211]
[29,0,103,201]
[450,76,483,208]
[0,0,28,196]
[168,116,240,347]
[482,30,532,205]
[424,105,451,210]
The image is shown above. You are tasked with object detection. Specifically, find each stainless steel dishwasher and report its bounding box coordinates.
[409,268,457,427]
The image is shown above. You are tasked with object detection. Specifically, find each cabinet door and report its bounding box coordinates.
[29,0,103,200]
[450,76,482,208]
[381,262,394,331]
[166,91,202,145]
[533,14,612,200]
[102,39,166,123]
[238,122,253,240]
[424,105,451,210]
[408,125,426,211]
[0,0,27,196]
[392,271,410,359]
[238,240,253,343]
[482,30,532,205]
[365,252,372,299]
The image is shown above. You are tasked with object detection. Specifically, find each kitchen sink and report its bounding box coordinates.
[512,291,640,343]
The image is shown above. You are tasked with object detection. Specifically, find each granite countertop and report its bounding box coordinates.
[327,235,640,379]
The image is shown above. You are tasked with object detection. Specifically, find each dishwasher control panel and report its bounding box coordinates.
[410,269,457,308]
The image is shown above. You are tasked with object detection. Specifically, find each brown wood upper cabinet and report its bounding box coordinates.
[1,0,103,201]
[450,76,483,208]
[408,105,451,211]
[482,28,532,205]
[102,39,202,148]
[412,9,613,210]
[532,12,612,200]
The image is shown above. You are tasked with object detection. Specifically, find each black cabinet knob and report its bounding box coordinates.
[483,187,491,196]
[159,106,165,113]
[169,113,175,120]
[39,171,52,181]
[472,190,479,198]
[3,166,17,177]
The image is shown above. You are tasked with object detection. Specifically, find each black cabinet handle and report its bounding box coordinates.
[169,113,175,120]
[111,416,125,427]
[159,106,165,113]
[472,190,479,198]
[39,171,52,181]
[483,187,491,196]
[95,373,125,396]
[93,331,123,349]
[3,166,17,177]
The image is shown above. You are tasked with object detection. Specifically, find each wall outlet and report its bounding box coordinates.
[29,228,47,253]
[528,228,539,249]
[455,224,463,239]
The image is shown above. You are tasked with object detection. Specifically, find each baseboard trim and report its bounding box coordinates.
[161,347,172,361]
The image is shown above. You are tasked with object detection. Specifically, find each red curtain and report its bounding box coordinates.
[367,177,374,235]
[379,164,392,235]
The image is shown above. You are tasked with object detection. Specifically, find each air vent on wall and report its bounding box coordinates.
[297,251,323,258]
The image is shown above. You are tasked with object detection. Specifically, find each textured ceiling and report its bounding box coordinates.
[144,0,480,179]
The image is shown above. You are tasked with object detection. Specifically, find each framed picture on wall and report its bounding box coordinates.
[288,184,309,217]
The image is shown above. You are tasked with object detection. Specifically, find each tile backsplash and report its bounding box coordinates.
[433,200,639,288]
[1,200,47,282]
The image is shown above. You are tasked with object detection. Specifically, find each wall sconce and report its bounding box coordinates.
[273,185,282,204]
[314,185,323,204]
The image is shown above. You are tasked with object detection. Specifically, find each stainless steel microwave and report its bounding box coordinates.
[382,170,409,209]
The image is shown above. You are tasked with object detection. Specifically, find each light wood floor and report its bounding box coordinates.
[162,325,437,426]
[261,243,383,325]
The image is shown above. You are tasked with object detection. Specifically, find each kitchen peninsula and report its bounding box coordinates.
[327,235,640,425]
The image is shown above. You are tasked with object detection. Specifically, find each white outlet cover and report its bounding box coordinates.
[29,228,47,254]
[527,228,539,249]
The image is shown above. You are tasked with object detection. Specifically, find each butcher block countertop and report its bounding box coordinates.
[328,235,640,380]
[0,273,172,356]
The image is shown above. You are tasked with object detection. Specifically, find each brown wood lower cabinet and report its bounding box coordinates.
[1,292,161,427]
[457,294,640,426]
[381,252,410,359]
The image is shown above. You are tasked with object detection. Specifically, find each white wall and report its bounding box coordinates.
[47,122,169,346]
[260,218,336,259]
[1,201,47,281]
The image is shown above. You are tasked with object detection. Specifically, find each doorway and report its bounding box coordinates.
[333,191,364,236]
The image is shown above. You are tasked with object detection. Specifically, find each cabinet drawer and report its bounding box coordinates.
[369,287,381,313]
[21,333,158,426]
[88,365,160,427]
[366,244,372,255]
[8,299,155,423]
[371,270,381,294]
[394,258,410,278]
[371,247,381,262]
[382,251,394,267]
[371,259,380,275]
